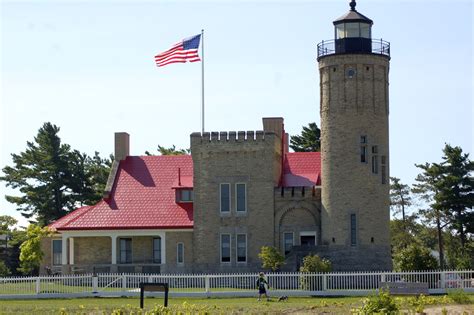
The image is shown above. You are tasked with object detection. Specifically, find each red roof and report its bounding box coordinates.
[51,155,193,231]
[282,152,321,187]
[50,151,321,231]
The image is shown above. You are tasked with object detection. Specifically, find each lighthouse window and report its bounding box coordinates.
[372,155,379,174]
[345,23,359,38]
[347,68,356,78]
[381,156,387,184]
[336,24,345,39]
[360,136,367,163]
[360,23,371,38]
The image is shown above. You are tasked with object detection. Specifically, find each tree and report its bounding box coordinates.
[145,145,189,156]
[390,177,412,228]
[413,161,448,269]
[413,144,474,269]
[18,224,50,275]
[390,216,419,253]
[0,123,111,226]
[1,123,74,225]
[258,246,285,272]
[289,122,321,152]
[435,145,473,250]
[0,215,17,233]
[393,243,439,271]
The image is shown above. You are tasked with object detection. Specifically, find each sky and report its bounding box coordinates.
[1,0,473,227]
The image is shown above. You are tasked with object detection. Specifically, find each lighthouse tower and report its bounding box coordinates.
[318,0,392,270]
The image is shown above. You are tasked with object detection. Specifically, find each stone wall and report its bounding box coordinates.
[162,231,193,273]
[190,130,281,273]
[74,237,111,265]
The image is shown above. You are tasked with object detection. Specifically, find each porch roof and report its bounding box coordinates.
[50,155,194,231]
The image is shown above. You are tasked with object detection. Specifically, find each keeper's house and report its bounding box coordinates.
[41,1,392,274]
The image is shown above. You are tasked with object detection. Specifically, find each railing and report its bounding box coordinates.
[317,38,390,59]
[0,270,472,299]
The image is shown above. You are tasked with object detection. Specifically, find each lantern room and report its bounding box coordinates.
[333,0,373,54]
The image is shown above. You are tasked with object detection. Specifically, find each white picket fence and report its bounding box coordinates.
[0,270,472,299]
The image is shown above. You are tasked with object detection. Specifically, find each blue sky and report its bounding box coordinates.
[1,0,472,226]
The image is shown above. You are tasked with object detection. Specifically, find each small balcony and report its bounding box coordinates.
[317,38,390,60]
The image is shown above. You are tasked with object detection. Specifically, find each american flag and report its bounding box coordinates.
[155,34,201,67]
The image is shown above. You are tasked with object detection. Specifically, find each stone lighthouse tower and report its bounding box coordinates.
[318,0,392,270]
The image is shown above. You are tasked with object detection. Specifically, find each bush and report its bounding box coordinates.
[393,243,438,271]
[299,254,332,290]
[0,261,11,277]
[447,289,471,304]
[258,246,285,272]
[355,289,399,314]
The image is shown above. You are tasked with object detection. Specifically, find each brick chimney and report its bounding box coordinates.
[262,117,284,139]
[114,132,130,161]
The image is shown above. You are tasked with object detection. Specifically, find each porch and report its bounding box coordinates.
[45,230,167,275]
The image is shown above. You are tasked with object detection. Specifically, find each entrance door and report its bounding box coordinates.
[300,235,316,246]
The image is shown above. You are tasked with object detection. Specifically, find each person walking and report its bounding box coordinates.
[256,272,270,301]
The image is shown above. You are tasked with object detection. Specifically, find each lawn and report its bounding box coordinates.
[0,295,473,314]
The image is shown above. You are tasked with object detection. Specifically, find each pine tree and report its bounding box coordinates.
[1,123,74,225]
[389,177,412,229]
[289,122,321,152]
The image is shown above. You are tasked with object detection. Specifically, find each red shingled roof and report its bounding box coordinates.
[50,151,321,231]
[282,152,321,187]
[51,155,193,231]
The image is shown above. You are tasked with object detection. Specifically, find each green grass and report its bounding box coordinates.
[0,295,473,314]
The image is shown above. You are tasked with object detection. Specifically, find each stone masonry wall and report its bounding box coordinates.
[319,53,391,270]
[190,131,281,273]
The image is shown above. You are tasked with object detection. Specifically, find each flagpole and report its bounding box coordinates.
[201,29,205,134]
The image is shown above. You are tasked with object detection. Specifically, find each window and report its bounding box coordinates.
[177,189,193,202]
[381,156,387,184]
[284,233,294,255]
[153,237,161,264]
[350,214,357,246]
[236,183,246,212]
[177,243,184,264]
[52,240,62,265]
[119,238,132,264]
[372,146,378,174]
[345,22,360,38]
[236,234,247,263]
[220,184,230,213]
[220,234,231,263]
[360,136,367,163]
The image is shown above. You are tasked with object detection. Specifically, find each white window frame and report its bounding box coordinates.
[283,232,294,255]
[235,183,247,213]
[220,183,231,213]
[220,233,231,264]
[235,233,247,263]
[176,242,184,265]
[51,239,62,266]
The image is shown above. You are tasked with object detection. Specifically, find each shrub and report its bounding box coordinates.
[299,254,332,273]
[447,289,471,304]
[355,289,399,314]
[393,243,438,271]
[258,246,285,272]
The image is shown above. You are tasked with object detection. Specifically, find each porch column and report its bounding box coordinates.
[61,234,68,265]
[69,238,74,265]
[111,235,117,264]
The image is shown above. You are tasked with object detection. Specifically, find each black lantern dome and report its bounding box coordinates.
[333,0,373,53]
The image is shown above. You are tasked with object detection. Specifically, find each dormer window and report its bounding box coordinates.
[177,189,193,203]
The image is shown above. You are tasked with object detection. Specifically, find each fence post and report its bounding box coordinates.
[92,275,98,293]
[440,271,446,289]
[322,274,327,292]
[35,277,41,294]
[205,275,210,297]
[122,274,127,291]
[381,273,386,283]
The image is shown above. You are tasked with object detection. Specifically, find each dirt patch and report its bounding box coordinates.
[423,304,474,315]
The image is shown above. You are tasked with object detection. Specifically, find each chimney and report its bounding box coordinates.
[114,132,130,161]
[262,117,284,139]
[284,132,289,153]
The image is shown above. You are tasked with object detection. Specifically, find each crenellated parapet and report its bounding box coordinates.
[274,186,321,201]
[190,130,274,144]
